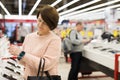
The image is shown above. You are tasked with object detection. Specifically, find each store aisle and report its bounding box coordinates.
[58,57,114,80]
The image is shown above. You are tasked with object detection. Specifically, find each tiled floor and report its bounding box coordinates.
[58,57,114,80]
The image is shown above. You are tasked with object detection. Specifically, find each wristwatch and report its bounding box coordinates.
[17,51,25,60]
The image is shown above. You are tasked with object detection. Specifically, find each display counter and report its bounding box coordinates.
[0,36,24,80]
[83,39,120,79]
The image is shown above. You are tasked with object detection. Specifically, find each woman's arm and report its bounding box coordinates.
[20,38,61,71]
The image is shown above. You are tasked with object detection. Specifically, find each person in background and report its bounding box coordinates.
[9,26,17,44]
[61,28,72,63]
[8,5,61,80]
[18,22,29,43]
[60,29,67,40]
[68,22,90,80]
[0,30,4,38]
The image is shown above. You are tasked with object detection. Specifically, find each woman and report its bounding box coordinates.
[8,5,61,80]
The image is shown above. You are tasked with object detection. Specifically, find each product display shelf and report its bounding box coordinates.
[83,40,120,79]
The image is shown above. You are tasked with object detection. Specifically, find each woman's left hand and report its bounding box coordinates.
[8,45,22,56]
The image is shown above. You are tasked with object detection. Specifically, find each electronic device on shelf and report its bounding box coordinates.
[100,48,111,51]
[3,74,17,80]
[108,50,120,54]
[0,58,24,79]
[93,46,102,49]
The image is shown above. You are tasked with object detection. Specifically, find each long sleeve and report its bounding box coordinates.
[17,32,61,78]
[69,30,84,52]
[21,38,61,71]
[18,35,28,66]
[69,30,83,45]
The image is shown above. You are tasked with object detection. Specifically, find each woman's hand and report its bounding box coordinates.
[8,45,22,56]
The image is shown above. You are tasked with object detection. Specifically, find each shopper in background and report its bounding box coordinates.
[18,22,29,43]
[61,29,70,63]
[8,5,61,80]
[9,26,17,44]
[68,22,90,80]
[0,30,4,38]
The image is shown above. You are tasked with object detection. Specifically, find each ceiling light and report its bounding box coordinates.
[19,0,22,15]
[73,12,104,20]
[61,0,120,18]
[0,14,2,19]
[64,4,120,20]
[69,12,104,20]
[5,15,37,20]
[51,0,62,7]
[117,8,120,11]
[57,0,79,12]
[59,0,101,15]
[0,1,11,15]
[28,0,41,16]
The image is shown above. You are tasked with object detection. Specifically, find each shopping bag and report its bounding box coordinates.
[27,58,61,80]
[27,75,61,80]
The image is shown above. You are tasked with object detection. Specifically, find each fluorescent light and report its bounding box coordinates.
[117,8,120,11]
[59,0,101,15]
[69,11,104,20]
[66,12,104,20]
[51,0,62,7]
[0,1,11,15]
[19,0,22,15]
[75,12,104,20]
[64,10,103,20]
[61,0,120,18]
[64,4,120,20]
[0,14,2,19]
[5,15,37,20]
[86,12,104,20]
[57,0,79,12]
[28,0,41,16]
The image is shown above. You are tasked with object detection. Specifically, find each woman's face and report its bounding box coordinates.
[37,15,50,35]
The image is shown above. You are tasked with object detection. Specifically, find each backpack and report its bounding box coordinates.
[62,30,78,54]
